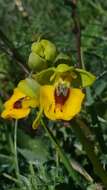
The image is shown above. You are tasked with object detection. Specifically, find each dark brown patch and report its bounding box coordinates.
[13,98,24,109]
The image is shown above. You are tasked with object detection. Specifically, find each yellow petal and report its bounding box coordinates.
[1,108,30,119]
[60,88,85,120]
[40,85,55,117]
[22,97,39,108]
[40,85,85,121]
[4,88,26,109]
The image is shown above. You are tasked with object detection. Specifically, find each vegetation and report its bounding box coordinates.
[0,0,107,189]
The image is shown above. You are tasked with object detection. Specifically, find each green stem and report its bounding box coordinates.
[41,119,82,186]
[14,120,20,180]
[71,119,107,187]
[32,108,43,129]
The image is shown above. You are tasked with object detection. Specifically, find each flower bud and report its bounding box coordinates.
[31,39,57,62]
[28,39,57,71]
[28,52,47,72]
[40,39,57,61]
[31,42,44,58]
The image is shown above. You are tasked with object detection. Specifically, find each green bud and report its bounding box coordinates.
[28,52,47,72]
[40,39,57,61]
[31,39,57,62]
[31,42,44,58]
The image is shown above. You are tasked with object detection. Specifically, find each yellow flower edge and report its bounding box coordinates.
[1,108,30,119]
[4,88,26,108]
[40,85,85,121]
[1,88,39,119]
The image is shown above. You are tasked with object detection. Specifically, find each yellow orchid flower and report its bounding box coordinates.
[40,79,85,121]
[1,88,39,119]
[1,76,85,123]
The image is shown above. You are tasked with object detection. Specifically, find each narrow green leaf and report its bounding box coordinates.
[70,158,93,182]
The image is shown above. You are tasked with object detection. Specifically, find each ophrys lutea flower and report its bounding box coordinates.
[0,76,85,129]
[1,88,38,119]
[40,79,85,121]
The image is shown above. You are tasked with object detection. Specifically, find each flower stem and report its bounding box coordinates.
[14,119,20,180]
[41,119,82,187]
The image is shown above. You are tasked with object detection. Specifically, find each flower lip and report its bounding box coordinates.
[40,85,85,121]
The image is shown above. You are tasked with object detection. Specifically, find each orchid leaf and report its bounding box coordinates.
[70,158,93,182]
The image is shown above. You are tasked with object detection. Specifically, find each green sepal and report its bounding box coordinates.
[32,63,96,88]
[33,64,74,85]
[75,68,96,87]
[50,64,75,82]
[54,53,71,64]
[17,78,40,98]
[56,64,73,73]
[33,67,55,85]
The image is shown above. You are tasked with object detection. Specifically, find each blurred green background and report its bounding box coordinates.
[0,0,107,189]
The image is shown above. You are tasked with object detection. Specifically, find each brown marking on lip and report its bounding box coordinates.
[13,98,24,109]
